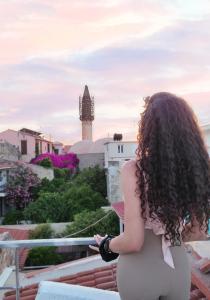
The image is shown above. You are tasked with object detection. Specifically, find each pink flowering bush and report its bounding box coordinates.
[5,164,41,209]
[30,153,79,170]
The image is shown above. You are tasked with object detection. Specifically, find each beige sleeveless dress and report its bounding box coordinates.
[117,214,191,300]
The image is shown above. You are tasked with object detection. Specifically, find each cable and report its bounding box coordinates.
[63,210,113,238]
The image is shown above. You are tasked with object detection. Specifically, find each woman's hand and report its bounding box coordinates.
[89,234,107,252]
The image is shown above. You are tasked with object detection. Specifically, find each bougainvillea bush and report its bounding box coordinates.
[30,153,79,170]
[5,164,41,209]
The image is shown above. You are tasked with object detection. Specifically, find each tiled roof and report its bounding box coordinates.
[0,228,29,269]
[3,248,210,300]
[3,263,117,300]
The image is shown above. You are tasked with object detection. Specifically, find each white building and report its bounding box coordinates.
[104,141,137,203]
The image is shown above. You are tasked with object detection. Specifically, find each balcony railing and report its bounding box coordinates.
[0,237,96,300]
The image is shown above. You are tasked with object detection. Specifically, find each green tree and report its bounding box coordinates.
[73,165,107,198]
[63,209,119,238]
[62,184,108,221]
[23,184,107,223]
[23,192,69,223]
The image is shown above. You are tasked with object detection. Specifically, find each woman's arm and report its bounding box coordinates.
[108,160,145,254]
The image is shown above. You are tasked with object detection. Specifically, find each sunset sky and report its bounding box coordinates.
[0,0,210,145]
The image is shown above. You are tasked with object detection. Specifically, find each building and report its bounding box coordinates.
[0,140,20,161]
[0,128,54,162]
[0,161,17,220]
[79,85,94,141]
[104,140,137,203]
[53,141,64,154]
[70,138,112,170]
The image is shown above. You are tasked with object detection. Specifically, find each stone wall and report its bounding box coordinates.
[0,141,20,161]
[77,153,104,170]
[0,232,15,274]
[28,164,54,181]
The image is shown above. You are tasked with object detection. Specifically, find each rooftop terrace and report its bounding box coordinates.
[0,237,210,300]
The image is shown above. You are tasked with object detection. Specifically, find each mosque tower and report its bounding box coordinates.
[79,85,95,141]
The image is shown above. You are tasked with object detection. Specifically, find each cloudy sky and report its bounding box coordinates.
[0,0,210,144]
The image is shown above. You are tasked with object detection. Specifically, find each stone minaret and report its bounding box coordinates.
[79,85,94,141]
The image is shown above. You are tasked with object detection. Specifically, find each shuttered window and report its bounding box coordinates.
[21,140,27,155]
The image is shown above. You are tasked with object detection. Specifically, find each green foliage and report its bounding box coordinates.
[24,183,108,224]
[23,192,68,223]
[29,224,55,239]
[38,177,71,194]
[63,209,120,238]
[2,209,24,225]
[62,184,108,221]
[26,247,63,266]
[54,168,72,179]
[72,165,107,198]
[37,158,52,168]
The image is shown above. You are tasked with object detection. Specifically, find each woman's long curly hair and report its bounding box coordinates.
[135,92,210,245]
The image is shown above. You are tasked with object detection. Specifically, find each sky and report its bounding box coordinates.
[0,0,210,145]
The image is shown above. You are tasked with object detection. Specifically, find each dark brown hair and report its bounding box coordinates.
[135,92,210,245]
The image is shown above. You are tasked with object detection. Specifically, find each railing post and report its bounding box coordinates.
[119,219,123,233]
[15,248,20,300]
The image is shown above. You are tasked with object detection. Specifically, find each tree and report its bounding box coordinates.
[24,184,108,223]
[63,209,120,238]
[73,165,107,198]
[23,192,69,223]
[5,164,41,209]
[62,184,108,221]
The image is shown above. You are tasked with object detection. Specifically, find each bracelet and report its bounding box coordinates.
[99,235,119,262]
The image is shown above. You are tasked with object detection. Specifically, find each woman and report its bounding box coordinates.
[91,92,210,300]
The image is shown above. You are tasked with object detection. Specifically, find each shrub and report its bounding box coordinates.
[63,209,120,238]
[29,224,55,239]
[2,209,24,225]
[25,247,63,266]
[37,158,52,168]
[5,164,40,209]
[31,153,79,170]
[54,168,72,179]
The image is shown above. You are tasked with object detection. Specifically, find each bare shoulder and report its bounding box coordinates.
[121,159,137,176]
[122,159,136,172]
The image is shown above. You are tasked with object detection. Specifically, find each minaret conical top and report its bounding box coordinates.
[79,85,95,141]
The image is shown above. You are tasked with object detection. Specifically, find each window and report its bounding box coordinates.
[121,145,124,153]
[21,140,27,155]
[118,144,124,153]
[47,143,50,152]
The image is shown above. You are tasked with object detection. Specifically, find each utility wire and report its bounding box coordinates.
[63,210,112,238]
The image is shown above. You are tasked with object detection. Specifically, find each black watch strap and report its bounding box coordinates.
[99,235,119,262]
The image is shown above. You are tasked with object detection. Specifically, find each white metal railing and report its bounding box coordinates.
[0,237,96,300]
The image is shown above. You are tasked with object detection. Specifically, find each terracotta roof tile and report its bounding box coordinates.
[3,249,210,300]
[0,228,29,269]
[3,263,117,300]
